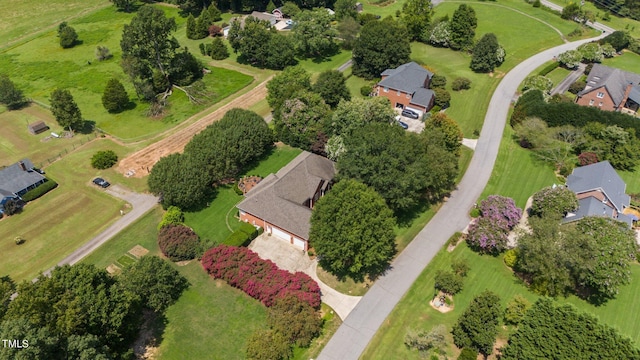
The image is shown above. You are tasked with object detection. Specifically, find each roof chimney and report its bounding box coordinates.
[18,161,26,171]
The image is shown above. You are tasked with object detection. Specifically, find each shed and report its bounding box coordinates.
[28,121,49,135]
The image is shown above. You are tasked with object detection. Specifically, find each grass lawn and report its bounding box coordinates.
[345,69,373,99]
[184,145,302,245]
[362,242,640,359]
[481,125,558,207]
[0,139,128,282]
[544,0,640,37]
[602,50,640,73]
[545,66,572,87]
[1,5,253,142]
[297,50,353,79]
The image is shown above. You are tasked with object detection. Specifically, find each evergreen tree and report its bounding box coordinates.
[449,4,477,50]
[452,291,502,356]
[210,37,229,60]
[0,74,27,110]
[186,13,198,39]
[50,88,83,132]
[102,78,129,113]
[57,22,78,48]
[470,33,504,73]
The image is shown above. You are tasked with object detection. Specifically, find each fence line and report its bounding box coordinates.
[38,133,98,168]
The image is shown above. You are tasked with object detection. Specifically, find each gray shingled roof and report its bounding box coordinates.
[410,88,435,108]
[378,62,433,94]
[0,159,44,195]
[566,161,629,213]
[579,64,640,107]
[237,151,335,240]
[628,85,640,105]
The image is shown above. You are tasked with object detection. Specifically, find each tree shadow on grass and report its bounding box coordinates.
[133,310,168,358]
[76,119,96,134]
[395,198,433,228]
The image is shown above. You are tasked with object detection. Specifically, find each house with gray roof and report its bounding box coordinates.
[0,159,46,213]
[563,161,633,227]
[237,151,335,250]
[576,64,640,117]
[374,62,435,116]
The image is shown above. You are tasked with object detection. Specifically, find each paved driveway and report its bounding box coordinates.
[249,234,362,320]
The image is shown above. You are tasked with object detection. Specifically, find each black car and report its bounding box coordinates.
[92,177,111,188]
[401,109,419,119]
[397,120,409,129]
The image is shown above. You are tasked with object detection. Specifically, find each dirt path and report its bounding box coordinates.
[118,77,271,178]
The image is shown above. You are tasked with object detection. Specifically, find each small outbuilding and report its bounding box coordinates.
[27,121,49,135]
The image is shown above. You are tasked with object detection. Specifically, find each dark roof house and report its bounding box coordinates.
[576,64,640,116]
[237,151,335,249]
[375,62,435,114]
[564,161,633,226]
[0,159,46,197]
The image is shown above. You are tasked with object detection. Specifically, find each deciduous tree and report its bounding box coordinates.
[337,16,360,50]
[267,66,312,111]
[246,330,292,360]
[102,78,129,113]
[309,179,396,280]
[0,74,27,110]
[401,0,433,41]
[274,91,331,149]
[110,0,136,12]
[530,186,578,219]
[352,17,411,79]
[292,9,338,58]
[91,150,118,169]
[328,96,396,136]
[470,33,505,73]
[57,22,78,48]
[267,296,322,347]
[334,0,358,20]
[451,291,502,356]
[312,70,351,108]
[424,112,462,156]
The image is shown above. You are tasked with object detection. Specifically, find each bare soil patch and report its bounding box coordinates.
[133,309,161,360]
[129,245,149,259]
[429,292,454,313]
[118,78,271,178]
[106,264,121,275]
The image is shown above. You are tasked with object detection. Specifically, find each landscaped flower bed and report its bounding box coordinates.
[202,245,321,308]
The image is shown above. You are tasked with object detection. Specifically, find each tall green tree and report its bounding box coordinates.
[312,70,351,108]
[102,78,129,113]
[449,4,477,50]
[274,91,331,149]
[266,66,312,111]
[148,153,213,209]
[334,0,358,20]
[245,330,292,360]
[328,96,396,137]
[401,0,433,41]
[210,37,230,60]
[529,186,578,219]
[451,291,502,356]
[292,9,338,58]
[109,0,135,12]
[57,22,78,49]
[50,88,83,132]
[424,112,463,156]
[267,296,322,347]
[470,33,505,73]
[310,179,396,280]
[186,13,198,39]
[337,16,360,50]
[0,74,27,110]
[352,17,411,79]
[0,276,15,322]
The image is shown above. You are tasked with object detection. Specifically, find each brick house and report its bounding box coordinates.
[237,151,335,250]
[575,64,640,116]
[0,159,46,214]
[374,62,435,117]
[563,161,633,227]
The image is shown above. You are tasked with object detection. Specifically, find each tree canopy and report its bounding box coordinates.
[102,78,129,113]
[309,179,396,280]
[424,112,463,156]
[502,298,640,359]
[110,0,135,12]
[57,22,78,49]
[228,17,296,70]
[451,291,502,356]
[50,88,83,132]
[401,0,433,41]
[530,185,578,219]
[292,9,338,58]
[273,91,331,149]
[449,4,477,50]
[266,66,312,112]
[312,70,351,108]
[328,96,396,137]
[470,33,505,73]
[352,17,411,79]
[0,74,27,110]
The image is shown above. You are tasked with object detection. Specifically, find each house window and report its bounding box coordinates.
[599,102,603,107]
[597,92,605,98]
[383,87,388,93]
[589,99,594,105]
[406,94,411,99]
[397,90,401,96]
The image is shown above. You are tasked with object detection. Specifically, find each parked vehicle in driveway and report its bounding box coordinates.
[92,177,110,188]
[397,120,409,129]
[401,109,419,119]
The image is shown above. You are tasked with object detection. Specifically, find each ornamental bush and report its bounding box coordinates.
[467,195,521,254]
[91,150,118,169]
[434,270,464,295]
[201,245,321,308]
[530,186,578,219]
[479,195,522,229]
[503,248,518,268]
[452,77,471,91]
[157,206,185,230]
[20,179,58,202]
[158,224,200,261]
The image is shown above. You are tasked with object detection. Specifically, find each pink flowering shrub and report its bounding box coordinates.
[467,195,521,254]
[201,245,321,308]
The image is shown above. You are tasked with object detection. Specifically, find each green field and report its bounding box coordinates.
[545,66,572,88]
[1,5,253,141]
[544,0,640,38]
[602,50,640,73]
[363,242,640,359]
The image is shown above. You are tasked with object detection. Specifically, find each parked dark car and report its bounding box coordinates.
[397,120,409,129]
[92,177,110,188]
[401,109,419,119]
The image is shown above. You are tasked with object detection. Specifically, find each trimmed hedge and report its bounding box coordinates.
[223,222,263,247]
[20,179,58,202]
[202,245,321,308]
[538,61,559,76]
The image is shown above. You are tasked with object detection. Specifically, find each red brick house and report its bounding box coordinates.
[237,151,335,250]
[576,64,640,116]
[374,62,435,117]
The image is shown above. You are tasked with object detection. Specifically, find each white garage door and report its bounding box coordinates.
[293,237,306,250]
[271,227,291,243]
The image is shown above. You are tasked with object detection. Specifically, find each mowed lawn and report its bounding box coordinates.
[602,50,640,73]
[0,5,253,141]
[184,145,302,244]
[362,242,640,359]
[0,0,106,47]
[0,139,128,281]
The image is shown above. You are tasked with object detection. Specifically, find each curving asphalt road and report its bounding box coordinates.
[317,34,607,360]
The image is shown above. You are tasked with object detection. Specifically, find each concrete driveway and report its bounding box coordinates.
[249,234,362,320]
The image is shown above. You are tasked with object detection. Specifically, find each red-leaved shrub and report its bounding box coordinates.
[158,224,200,261]
[201,245,321,308]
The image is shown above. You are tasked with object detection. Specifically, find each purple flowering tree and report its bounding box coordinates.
[467,195,522,254]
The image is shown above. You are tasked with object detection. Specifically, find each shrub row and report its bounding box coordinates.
[538,61,559,76]
[223,222,263,247]
[202,245,321,308]
[20,178,58,202]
